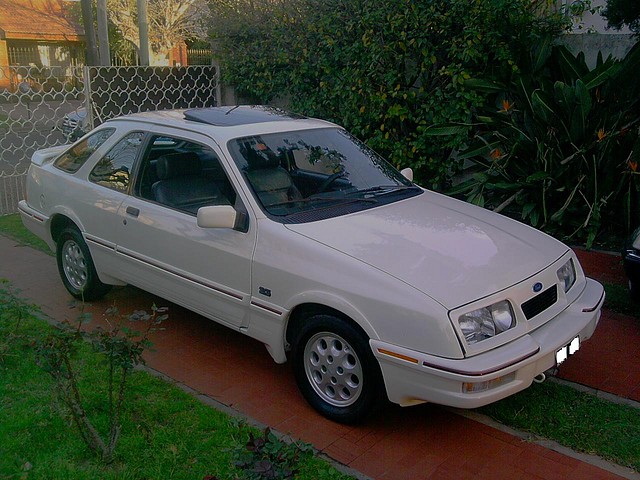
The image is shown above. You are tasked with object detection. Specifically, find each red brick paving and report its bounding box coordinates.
[558,248,640,402]
[558,309,640,401]
[0,236,634,480]
[573,248,626,287]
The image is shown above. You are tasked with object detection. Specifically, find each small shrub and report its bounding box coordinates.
[35,303,167,463]
[204,426,312,480]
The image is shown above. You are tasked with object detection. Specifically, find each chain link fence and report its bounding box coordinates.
[0,64,219,215]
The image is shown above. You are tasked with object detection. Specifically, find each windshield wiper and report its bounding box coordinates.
[266,195,377,208]
[345,185,419,197]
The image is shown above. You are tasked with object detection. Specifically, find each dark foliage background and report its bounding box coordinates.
[209,0,564,189]
[208,0,639,245]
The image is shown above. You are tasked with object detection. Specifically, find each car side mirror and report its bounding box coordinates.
[400,168,413,182]
[197,205,237,229]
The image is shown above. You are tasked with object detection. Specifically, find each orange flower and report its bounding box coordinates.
[499,99,513,113]
[629,160,638,172]
[490,148,503,159]
[597,129,606,142]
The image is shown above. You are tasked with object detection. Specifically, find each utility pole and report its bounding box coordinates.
[80,0,99,65]
[137,0,150,65]
[96,0,110,65]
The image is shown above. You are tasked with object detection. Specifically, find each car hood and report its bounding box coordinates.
[285,191,568,309]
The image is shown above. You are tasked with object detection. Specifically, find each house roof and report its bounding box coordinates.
[0,0,84,42]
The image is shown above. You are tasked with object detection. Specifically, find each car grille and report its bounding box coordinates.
[521,285,558,320]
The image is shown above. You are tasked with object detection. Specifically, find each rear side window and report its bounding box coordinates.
[89,131,144,193]
[54,128,115,173]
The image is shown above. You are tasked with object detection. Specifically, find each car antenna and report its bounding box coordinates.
[225,105,239,115]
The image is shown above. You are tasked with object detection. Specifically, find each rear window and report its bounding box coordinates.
[54,128,115,173]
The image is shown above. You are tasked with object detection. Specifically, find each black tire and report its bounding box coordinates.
[291,314,384,424]
[56,227,111,301]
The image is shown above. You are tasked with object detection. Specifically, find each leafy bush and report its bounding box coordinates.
[603,0,640,35]
[203,426,312,480]
[427,39,640,246]
[35,303,167,463]
[210,0,565,188]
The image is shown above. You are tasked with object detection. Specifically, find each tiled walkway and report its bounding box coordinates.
[0,235,636,480]
[562,249,640,402]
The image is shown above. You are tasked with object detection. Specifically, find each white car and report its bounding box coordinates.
[60,107,89,141]
[19,106,605,423]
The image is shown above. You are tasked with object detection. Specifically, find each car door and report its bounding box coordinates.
[78,129,146,269]
[113,130,256,329]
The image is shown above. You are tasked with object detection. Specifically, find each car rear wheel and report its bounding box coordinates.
[56,227,111,301]
[292,314,384,423]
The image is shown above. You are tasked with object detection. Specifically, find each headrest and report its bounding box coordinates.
[244,143,281,170]
[156,152,202,180]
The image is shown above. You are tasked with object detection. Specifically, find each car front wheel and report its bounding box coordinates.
[292,314,384,423]
[56,227,111,301]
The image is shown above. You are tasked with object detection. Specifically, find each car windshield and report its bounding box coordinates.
[228,127,421,222]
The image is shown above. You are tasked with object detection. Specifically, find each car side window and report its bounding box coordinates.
[89,131,144,193]
[136,135,236,215]
[54,128,115,173]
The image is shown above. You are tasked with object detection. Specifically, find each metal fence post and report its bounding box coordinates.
[83,66,94,130]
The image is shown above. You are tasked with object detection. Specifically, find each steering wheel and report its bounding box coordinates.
[318,171,346,193]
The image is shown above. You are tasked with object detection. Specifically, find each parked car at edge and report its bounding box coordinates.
[61,107,89,141]
[19,106,605,423]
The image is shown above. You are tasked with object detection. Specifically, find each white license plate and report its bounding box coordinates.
[556,336,580,365]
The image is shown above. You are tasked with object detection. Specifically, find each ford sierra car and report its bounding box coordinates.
[19,106,605,423]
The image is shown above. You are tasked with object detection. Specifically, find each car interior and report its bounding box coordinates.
[136,136,236,214]
[236,138,352,207]
[135,134,353,216]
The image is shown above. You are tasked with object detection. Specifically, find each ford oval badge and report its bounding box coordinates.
[533,282,543,293]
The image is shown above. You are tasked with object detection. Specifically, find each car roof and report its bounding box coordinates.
[106,106,338,142]
[184,105,306,126]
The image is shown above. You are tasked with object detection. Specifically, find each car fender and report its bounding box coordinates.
[284,289,377,339]
[48,205,88,239]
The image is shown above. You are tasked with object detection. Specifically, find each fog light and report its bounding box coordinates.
[462,373,516,393]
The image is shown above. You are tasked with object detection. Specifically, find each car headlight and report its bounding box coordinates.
[556,259,576,293]
[458,300,515,345]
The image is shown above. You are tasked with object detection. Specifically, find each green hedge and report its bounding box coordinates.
[211,0,564,189]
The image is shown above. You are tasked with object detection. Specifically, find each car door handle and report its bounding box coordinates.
[126,206,140,218]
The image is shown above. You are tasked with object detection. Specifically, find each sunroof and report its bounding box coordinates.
[184,106,306,126]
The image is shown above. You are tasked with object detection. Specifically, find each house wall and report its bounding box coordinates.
[558,0,636,68]
[0,40,9,89]
[560,33,636,67]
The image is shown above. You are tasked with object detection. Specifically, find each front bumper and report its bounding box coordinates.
[372,278,604,408]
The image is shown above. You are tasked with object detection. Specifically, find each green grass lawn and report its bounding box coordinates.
[480,382,640,471]
[0,286,352,480]
[0,214,51,254]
